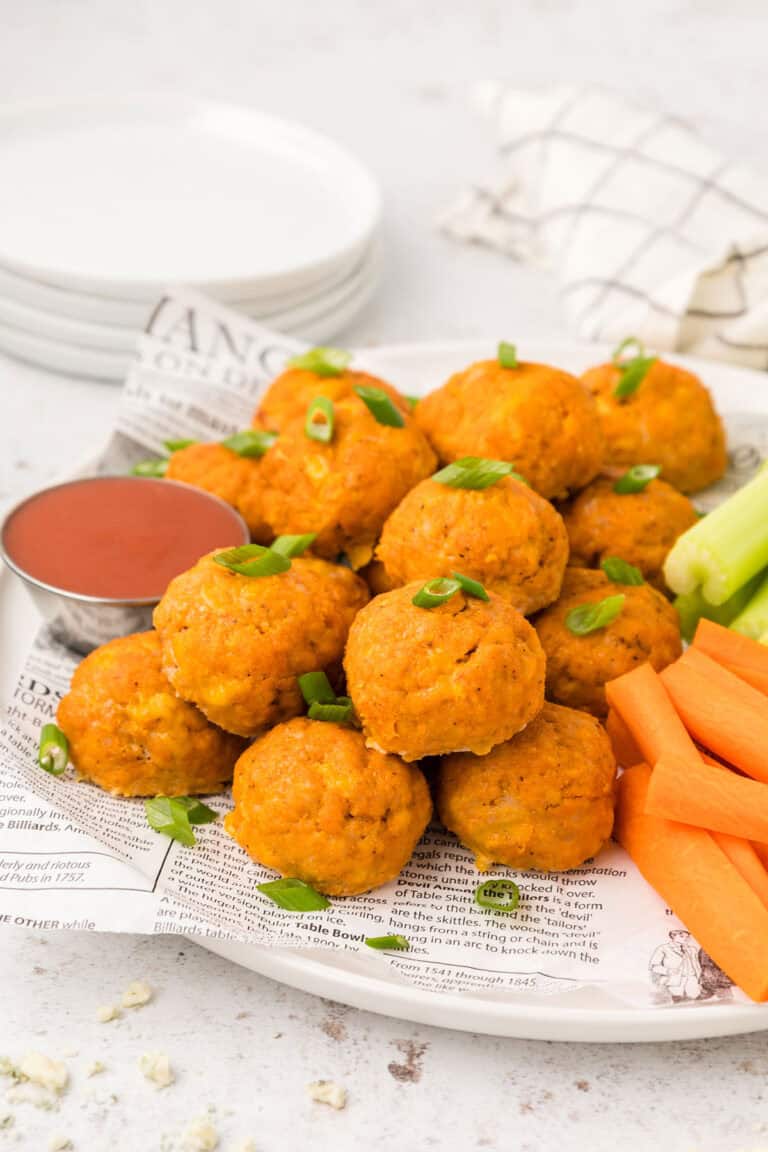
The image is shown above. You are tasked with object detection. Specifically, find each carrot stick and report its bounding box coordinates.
[605,709,643,767]
[615,764,768,1001]
[605,663,697,766]
[718,663,768,695]
[753,842,768,872]
[660,649,768,784]
[713,833,768,912]
[693,618,768,694]
[646,753,768,843]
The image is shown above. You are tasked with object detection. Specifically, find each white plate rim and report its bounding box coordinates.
[0,244,381,355]
[3,334,768,1041]
[0,238,380,329]
[0,93,382,299]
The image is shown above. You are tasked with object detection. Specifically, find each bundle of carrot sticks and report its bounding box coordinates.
[607,619,768,1002]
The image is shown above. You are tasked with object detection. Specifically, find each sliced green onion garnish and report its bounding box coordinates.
[288,347,352,377]
[38,724,68,776]
[308,698,355,723]
[164,438,197,453]
[611,337,645,365]
[611,338,657,401]
[145,796,217,847]
[600,557,644,586]
[131,458,168,478]
[405,395,419,410]
[305,397,335,443]
[213,545,291,578]
[298,670,337,706]
[613,464,661,494]
[354,385,405,428]
[271,534,316,559]
[498,341,518,369]
[257,878,330,912]
[365,935,410,951]
[565,594,625,636]
[412,577,462,608]
[432,457,525,490]
[452,572,490,601]
[222,429,277,457]
[474,879,520,913]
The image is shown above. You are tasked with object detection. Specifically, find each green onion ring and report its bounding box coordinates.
[257,878,330,912]
[354,385,405,428]
[298,671,337,706]
[222,429,278,457]
[364,935,410,951]
[452,572,490,601]
[38,724,69,776]
[305,397,335,443]
[288,347,352,377]
[613,464,661,494]
[474,879,521,913]
[213,545,291,578]
[498,341,518,369]
[412,577,462,608]
[565,594,626,636]
[271,534,317,559]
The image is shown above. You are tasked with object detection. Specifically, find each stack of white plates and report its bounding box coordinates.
[0,96,382,381]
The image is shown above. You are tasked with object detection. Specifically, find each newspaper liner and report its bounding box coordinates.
[0,290,764,1010]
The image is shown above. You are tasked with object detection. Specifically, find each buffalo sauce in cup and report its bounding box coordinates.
[1,476,250,651]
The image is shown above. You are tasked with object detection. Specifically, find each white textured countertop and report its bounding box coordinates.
[3,1,768,1148]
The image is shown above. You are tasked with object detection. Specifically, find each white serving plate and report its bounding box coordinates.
[0,96,381,299]
[3,337,768,1042]
[0,238,379,329]
[0,256,379,381]
[0,244,380,359]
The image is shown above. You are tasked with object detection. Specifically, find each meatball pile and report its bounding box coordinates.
[56,340,723,891]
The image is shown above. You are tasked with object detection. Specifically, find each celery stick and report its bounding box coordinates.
[674,571,764,643]
[731,571,768,639]
[663,464,768,604]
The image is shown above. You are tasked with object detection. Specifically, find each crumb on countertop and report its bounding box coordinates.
[96,1004,121,1024]
[138,1051,174,1089]
[19,1053,68,1095]
[306,1080,347,1110]
[0,1112,13,1130]
[85,1061,105,1078]
[122,981,152,1009]
[0,1058,21,1081]
[48,1135,72,1151]
[233,1141,257,1152]
[180,1117,219,1150]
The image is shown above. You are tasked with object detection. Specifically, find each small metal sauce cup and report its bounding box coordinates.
[1,477,250,654]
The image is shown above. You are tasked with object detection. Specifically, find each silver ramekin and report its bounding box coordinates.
[0,477,250,654]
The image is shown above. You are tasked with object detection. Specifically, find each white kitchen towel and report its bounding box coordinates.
[442,85,768,369]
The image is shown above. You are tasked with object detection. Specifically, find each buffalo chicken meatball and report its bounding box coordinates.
[57,631,244,796]
[225,717,431,896]
[165,441,270,541]
[437,703,616,872]
[376,473,569,614]
[414,359,604,499]
[582,357,726,493]
[344,582,545,761]
[257,394,436,567]
[562,471,698,588]
[254,365,409,432]
[534,568,681,717]
[154,552,368,737]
